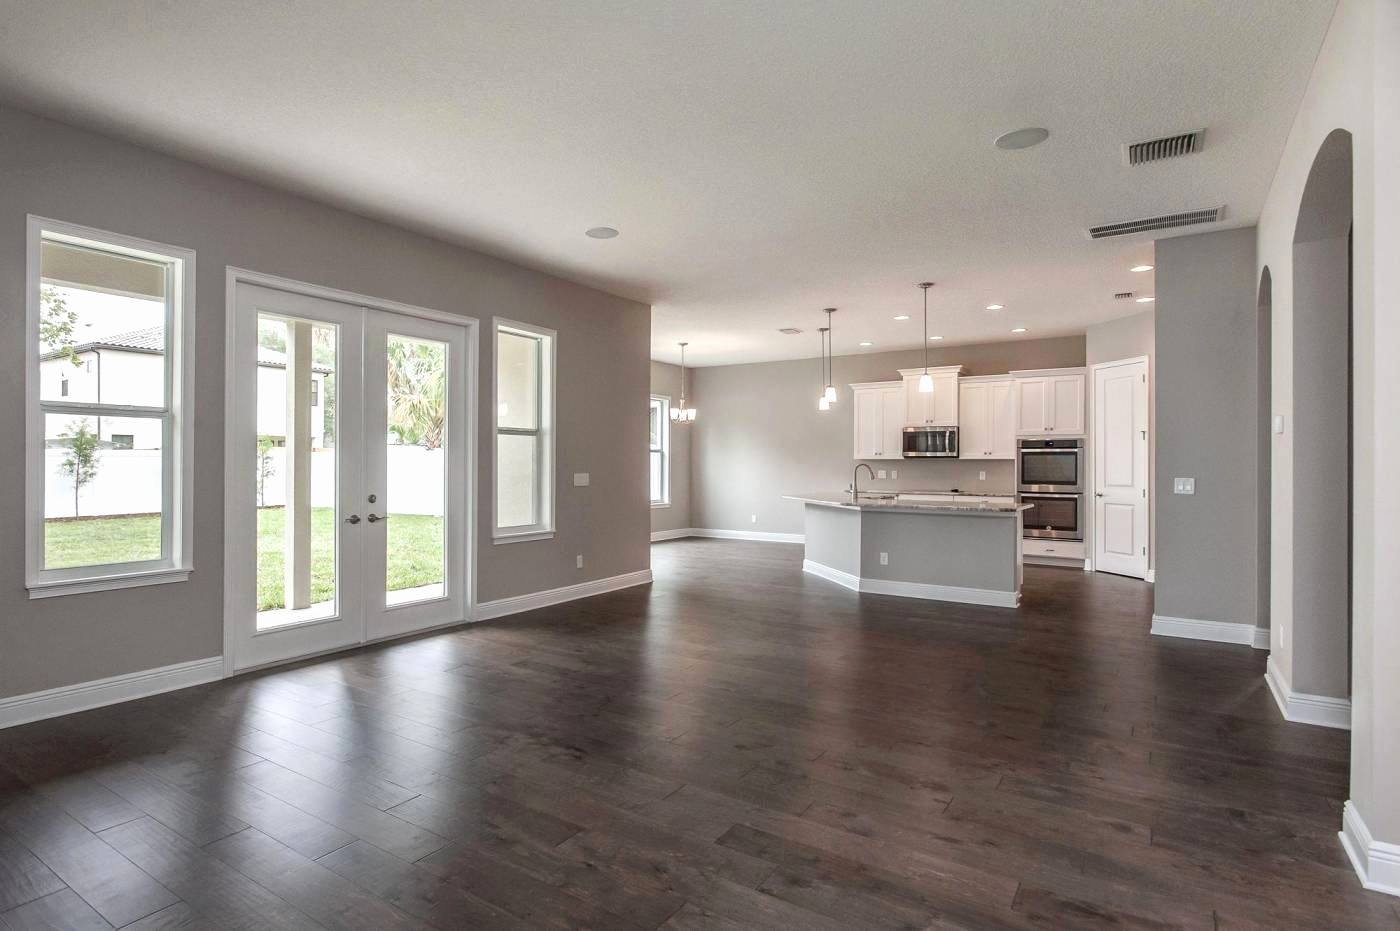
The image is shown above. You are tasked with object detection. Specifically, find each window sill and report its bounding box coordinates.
[650,502,671,509]
[28,567,192,600]
[492,529,555,545]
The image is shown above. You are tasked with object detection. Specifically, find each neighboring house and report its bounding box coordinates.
[40,326,329,448]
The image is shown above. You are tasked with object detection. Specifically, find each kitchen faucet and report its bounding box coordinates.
[850,463,875,499]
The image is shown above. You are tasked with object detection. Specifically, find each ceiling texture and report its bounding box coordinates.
[0,1,1336,366]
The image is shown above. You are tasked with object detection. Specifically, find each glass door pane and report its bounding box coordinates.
[384,333,447,606]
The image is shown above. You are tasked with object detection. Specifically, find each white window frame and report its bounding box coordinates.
[649,395,670,508]
[25,216,196,598]
[492,318,555,543]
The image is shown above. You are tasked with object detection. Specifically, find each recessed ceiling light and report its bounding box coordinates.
[1136,296,1155,303]
[859,341,873,347]
[585,226,618,239]
[985,304,1004,311]
[1011,327,1028,333]
[928,335,943,341]
[994,127,1049,150]
[1131,264,1154,272]
[893,315,910,321]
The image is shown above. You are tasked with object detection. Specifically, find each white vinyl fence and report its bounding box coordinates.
[46,446,447,519]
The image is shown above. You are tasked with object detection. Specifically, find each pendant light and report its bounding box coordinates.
[817,326,831,411]
[823,308,838,403]
[917,282,934,392]
[670,342,697,423]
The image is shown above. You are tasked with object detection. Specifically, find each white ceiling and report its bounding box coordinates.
[0,1,1335,366]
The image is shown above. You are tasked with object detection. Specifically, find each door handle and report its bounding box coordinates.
[345,514,361,524]
[367,513,387,523]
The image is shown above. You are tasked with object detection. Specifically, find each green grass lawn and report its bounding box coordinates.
[44,508,444,612]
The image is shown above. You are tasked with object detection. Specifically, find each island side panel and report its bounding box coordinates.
[803,505,862,576]
[857,511,1020,594]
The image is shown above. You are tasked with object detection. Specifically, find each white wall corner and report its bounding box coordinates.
[1340,801,1400,898]
[1265,655,1351,730]
[0,656,224,730]
[474,569,653,621]
[1150,614,1266,648]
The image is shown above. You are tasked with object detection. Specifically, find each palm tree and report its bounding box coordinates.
[386,340,446,449]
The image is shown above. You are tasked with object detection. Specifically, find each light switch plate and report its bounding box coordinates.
[879,552,889,565]
[1173,477,1195,495]
[877,469,887,479]
[891,469,898,479]
[573,473,590,487]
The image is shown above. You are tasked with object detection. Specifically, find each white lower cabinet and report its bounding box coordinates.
[851,382,905,459]
[1022,538,1086,559]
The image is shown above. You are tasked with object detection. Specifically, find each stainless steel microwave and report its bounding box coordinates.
[903,425,958,458]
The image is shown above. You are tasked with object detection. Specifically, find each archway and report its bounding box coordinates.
[1290,128,1352,701]
[1256,267,1271,636]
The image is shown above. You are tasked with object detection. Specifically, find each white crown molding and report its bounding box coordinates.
[689,528,805,544]
[474,569,653,621]
[1150,615,1269,650]
[1265,655,1351,730]
[803,559,1019,607]
[1340,801,1400,897]
[0,656,223,730]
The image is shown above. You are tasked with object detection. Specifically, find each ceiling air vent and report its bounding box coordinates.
[777,327,802,335]
[1114,291,1135,301]
[1088,205,1224,240]
[1125,129,1205,166]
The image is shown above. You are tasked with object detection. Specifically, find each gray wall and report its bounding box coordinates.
[0,105,651,698]
[690,336,1085,535]
[1086,310,1157,571]
[1154,227,1260,626]
[649,361,692,533]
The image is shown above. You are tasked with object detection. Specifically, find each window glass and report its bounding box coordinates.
[496,331,539,430]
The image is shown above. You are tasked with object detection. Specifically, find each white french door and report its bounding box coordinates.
[227,281,470,671]
[1092,357,1149,579]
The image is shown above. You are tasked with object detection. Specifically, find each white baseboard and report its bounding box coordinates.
[690,528,804,544]
[650,528,694,542]
[1265,655,1351,730]
[1145,569,1156,583]
[1341,800,1400,897]
[0,656,223,730]
[803,559,1019,608]
[1150,614,1269,650]
[474,569,653,621]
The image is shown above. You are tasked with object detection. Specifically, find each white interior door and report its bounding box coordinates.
[228,281,471,671]
[1093,358,1149,578]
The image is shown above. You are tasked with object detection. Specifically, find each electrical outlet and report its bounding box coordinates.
[751,514,757,524]
[573,473,590,487]
[879,552,889,566]
[1173,477,1195,495]
[891,469,898,479]
[876,469,887,479]
[978,470,986,481]
[576,554,584,569]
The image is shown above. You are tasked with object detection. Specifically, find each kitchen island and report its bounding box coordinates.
[783,492,1030,607]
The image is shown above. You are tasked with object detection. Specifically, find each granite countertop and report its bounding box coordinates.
[783,492,1031,515]
[891,489,1019,498]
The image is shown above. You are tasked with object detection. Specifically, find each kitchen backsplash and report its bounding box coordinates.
[852,458,1016,494]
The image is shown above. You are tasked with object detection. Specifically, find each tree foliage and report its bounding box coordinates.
[41,287,82,366]
[387,340,446,450]
[59,419,101,517]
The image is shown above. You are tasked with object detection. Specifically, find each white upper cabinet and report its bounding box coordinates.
[1011,368,1086,436]
[850,381,905,459]
[959,377,1017,458]
[898,366,962,426]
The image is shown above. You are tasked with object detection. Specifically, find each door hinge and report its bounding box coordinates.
[1142,547,1147,555]
[1142,488,1147,498]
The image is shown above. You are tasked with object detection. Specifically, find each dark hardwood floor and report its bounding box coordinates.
[1,539,1396,930]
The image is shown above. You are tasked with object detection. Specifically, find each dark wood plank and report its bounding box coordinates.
[0,830,66,912]
[0,888,112,931]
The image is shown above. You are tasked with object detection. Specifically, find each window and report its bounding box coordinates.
[649,396,669,506]
[493,319,554,541]
[27,217,195,597]
[310,378,320,407]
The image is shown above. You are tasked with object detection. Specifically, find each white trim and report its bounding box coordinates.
[803,559,1019,607]
[1150,614,1270,649]
[0,657,222,730]
[650,528,694,542]
[689,528,805,544]
[1340,801,1400,897]
[474,569,653,621]
[1265,655,1351,729]
[1145,569,1156,583]
[26,216,197,597]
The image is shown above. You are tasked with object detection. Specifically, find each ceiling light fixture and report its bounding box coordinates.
[823,309,838,403]
[985,304,1004,311]
[1136,296,1155,303]
[1011,327,1028,333]
[1131,264,1154,272]
[917,283,935,392]
[859,341,873,347]
[670,343,696,423]
[817,326,831,411]
[994,127,1049,150]
[929,335,943,341]
[893,314,910,321]
[585,226,618,239]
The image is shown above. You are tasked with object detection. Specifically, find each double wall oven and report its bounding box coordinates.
[1018,438,1084,541]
